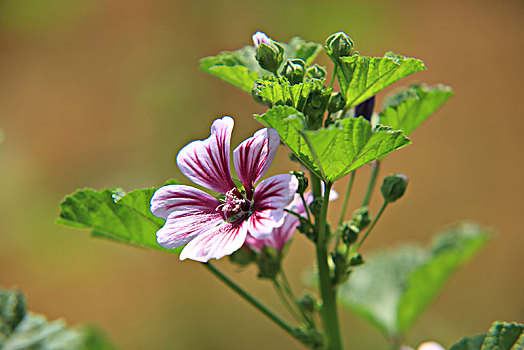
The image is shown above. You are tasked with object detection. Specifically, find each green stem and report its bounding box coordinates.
[281,271,315,327]
[338,171,356,226]
[362,161,380,207]
[310,171,322,202]
[357,201,387,249]
[315,182,343,350]
[273,279,302,323]
[204,263,295,337]
[329,66,338,89]
[300,193,312,221]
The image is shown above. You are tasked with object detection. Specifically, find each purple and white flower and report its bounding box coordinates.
[150,117,298,262]
[252,31,271,49]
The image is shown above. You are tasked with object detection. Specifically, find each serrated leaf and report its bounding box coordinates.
[200,36,322,92]
[481,321,523,350]
[379,84,453,135]
[449,334,486,350]
[255,105,410,182]
[57,180,181,254]
[449,321,523,350]
[253,76,318,110]
[336,52,425,108]
[338,222,489,337]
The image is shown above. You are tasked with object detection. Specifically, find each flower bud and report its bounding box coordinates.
[349,253,364,266]
[341,223,359,245]
[229,246,256,266]
[381,173,408,203]
[290,171,308,194]
[255,41,284,74]
[252,31,271,49]
[255,247,281,279]
[352,207,371,230]
[283,58,306,85]
[327,92,346,113]
[325,31,355,59]
[309,198,323,216]
[299,294,316,313]
[354,96,375,121]
[306,64,327,79]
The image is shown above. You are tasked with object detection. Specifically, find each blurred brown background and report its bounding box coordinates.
[0,0,523,349]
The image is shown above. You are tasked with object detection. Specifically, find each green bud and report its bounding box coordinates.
[381,173,409,203]
[309,198,323,216]
[304,85,332,129]
[306,64,327,79]
[341,223,359,245]
[292,328,324,349]
[351,207,371,230]
[229,246,256,267]
[255,247,281,280]
[255,41,284,74]
[299,294,316,313]
[298,218,316,242]
[327,91,346,113]
[251,80,273,107]
[283,58,306,85]
[290,171,308,194]
[325,31,355,59]
[349,253,364,266]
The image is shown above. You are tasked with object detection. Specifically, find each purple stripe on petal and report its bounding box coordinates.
[179,222,248,262]
[151,185,221,219]
[233,128,280,198]
[253,174,298,211]
[157,212,223,249]
[177,117,236,194]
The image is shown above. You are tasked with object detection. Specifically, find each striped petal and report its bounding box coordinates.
[177,117,236,194]
[233,128,280,198]
[180,223,248,262]
[247,174,298,238]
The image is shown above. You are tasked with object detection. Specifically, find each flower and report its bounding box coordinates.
[150,117,298,262]
[245,189,338,252]
[252,31,271,48]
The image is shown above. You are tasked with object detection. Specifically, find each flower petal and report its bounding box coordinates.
[177,117,236,193]
[150,185,221,219]
[180,223,248,262]
[150,185,223,249]
[248,174,298,238]
[233,128,279,198]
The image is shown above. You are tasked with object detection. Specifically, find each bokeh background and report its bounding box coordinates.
[0,0,523,349]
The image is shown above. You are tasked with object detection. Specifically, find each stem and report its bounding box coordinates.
[329,66,338,89]
[281,270,316,327]
[310,171,322,202]
[204,263,295,337]
[273,279,302,323]
[300,193,312,221]
[357,201,387,249]
[338,171,356,226]
[315,182,343,350]
[362,161,380,207]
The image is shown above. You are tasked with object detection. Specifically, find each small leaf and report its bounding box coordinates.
[57,180,181,254]
[200,37,322,92]
[336,52,425,108]
[337,222,489,336]
[255,105,410,182]
[449,321,523,350]
[379,84,453,135]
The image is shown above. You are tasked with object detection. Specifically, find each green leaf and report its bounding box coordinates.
[449,321,523,350]
[0,287,116,350]
[449,334,486,350]
[336,52,425,108]
[253,76,320,110]
[57,180,181,254]
[255,105,410,182]
[200,37,322,92]
[481,321,523,350]
[338,222,489,336]
[379,84,453,135]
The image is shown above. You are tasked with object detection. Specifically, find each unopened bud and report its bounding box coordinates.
[309,198,323,216]
[306,64,327,79]
[283,58,306,85]
[255,247,281,279]
[290,171,308,194]
[255,41,284,74]
[381,173,408,203]
[252,31,271,49]
[325,31,355,59]
[229,246,256,266]
[349,253,364,266]
[327,92,346,113]
[341,223,359,245]
[352,207,371,230]
[299,294,316,313]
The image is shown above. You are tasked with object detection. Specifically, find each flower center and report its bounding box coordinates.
[219,189,253,223]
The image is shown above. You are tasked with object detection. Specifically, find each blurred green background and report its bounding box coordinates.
[0,0,523,349]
